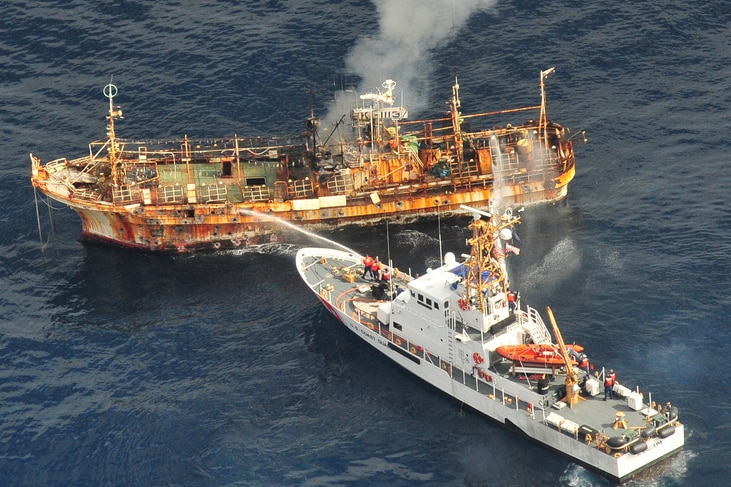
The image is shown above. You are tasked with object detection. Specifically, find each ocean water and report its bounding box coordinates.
[1,0,728,485]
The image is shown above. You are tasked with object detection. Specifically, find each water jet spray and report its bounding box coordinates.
[238,208,359,255]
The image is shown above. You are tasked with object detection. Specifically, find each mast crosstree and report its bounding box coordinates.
[461,205,520,314]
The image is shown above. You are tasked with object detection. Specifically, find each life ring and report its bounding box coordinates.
[231,238,241,247]
[472,352,484,365]
[395,337,402,346]
[458,298,470,311]
[410,346,416,354]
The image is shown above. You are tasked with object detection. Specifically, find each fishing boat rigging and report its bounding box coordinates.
[31,69,580,252]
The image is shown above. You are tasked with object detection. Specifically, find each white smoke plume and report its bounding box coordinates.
[325,0,497,128]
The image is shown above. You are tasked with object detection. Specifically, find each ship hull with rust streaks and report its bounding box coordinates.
[31,71,580,252]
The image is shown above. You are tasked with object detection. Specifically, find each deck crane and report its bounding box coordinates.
[546,306,585,408]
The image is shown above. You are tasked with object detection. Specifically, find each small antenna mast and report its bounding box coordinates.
[103,79,122,183]
[438,203,443,266]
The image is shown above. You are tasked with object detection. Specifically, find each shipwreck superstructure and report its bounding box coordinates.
[31,69,579,252]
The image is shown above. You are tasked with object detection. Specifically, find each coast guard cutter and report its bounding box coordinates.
[296,205,684,483]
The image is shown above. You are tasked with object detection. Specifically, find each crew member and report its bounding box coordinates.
[381,267,391,282]
[507,288,517,312]
[579,354,590,373]
[370,257,381,281]
[363,254,374,279]
[604,368,617,401]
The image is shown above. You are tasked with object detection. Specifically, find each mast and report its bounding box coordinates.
[450,78,464,168]
[103,82,123,184]
[183,135,192,183]
[539,67,555,152]
[234,134,242,181]
[460,205,520,314]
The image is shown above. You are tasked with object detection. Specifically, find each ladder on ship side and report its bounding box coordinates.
[523,306,552,344]
[446,312,456,368]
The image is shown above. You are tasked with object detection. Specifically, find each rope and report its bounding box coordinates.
[33,188,43,248]
[33,189,58,251]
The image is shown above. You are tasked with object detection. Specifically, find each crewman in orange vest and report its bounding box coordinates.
[381,268,391,282]
[363,254,374,279]
[507,288,517,312]
[579,354,590,373]
[604,369,617,401]
[370,257,381,281]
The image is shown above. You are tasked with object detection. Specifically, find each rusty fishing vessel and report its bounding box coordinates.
[31,68,579,252]
[296,205,684,483]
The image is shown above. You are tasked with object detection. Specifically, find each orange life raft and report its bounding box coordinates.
[495,343,584,366]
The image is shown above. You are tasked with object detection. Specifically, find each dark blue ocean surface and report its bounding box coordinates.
[1,0,728,485]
